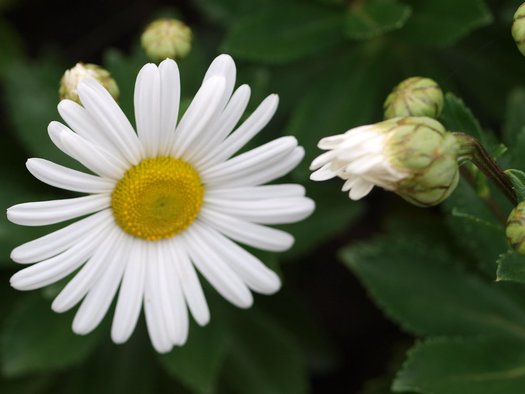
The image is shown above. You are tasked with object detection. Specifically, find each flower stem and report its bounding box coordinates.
[453,132,517,206]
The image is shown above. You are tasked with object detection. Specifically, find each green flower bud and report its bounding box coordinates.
[310,117,460,207]
[386,117,460,207]
[507,202,525,255]
[384,77,444,119]
[513,3,525,56]
[141,18,192,62]
[59,63,119,104]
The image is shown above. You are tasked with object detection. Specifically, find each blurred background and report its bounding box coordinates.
[0,0,523,393]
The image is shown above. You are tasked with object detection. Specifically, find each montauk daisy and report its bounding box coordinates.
[7,55,315,353]
[309,117,461,207]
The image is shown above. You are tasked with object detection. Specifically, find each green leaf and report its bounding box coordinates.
[344,0,412,40]
[0,19,24,77]
[222,309,308,394]
[1,295,103,377]
[440,92,487,146]
[497,250,525,285]
[191,0,288,26]
[221,3,344,64]
[287,46,394,180]
[505,169,525,202]
[3,55,80,170]
[158,318,229,394]
[257,289,339,373]
[397,0,493,47]
[444,178,508,276]
[0,375,55,394]
[503,88,525,148]
[283,182,363,259]
[340,236,525,339]
[60,331,157,394]
[393,337,525,394]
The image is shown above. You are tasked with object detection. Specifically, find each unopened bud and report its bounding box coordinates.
[507,202,525,255]
[310,117,460,207]
[384,77,444,119]
[141,19,192,62]
[59,63,119,104]
[512,3,525,56]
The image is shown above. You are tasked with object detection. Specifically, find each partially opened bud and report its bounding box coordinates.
[507,202,525,255]
[384,77,444,119]
[310,117,460,207]
[141,18,192,62]
[59,63,119,104]
[512,3,525,56]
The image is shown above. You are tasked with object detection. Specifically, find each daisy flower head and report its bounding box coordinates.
[7,55,315,353]
[310,117,460,207]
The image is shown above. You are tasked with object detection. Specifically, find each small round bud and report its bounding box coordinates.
[59,63,119,104]
[386,117,460,207]
[384,77,444,119]
[512,3,525,56]
[507,202,525,255]
[141,18,192,62]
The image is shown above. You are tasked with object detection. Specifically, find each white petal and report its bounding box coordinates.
[349,179,375,200]
[201,136,297,183]
[26,158,115,193]
[203,54,236,111]
[205,184,305,200]
[158,59,181,154]
[52,227,119,313]
[7,194,110,226]
[196,225,281,295]
[205,196,315,224]
[183,224,253,309]
[134,63,161,157]
[208,146,304,188]
[72,231,127,335]
[199,94,279,168]
[111,238,146,344]
[57,100,123,160]
[199,208,294,252]
[188,84,251,164]
[48,121,127,179]
[310,163,338,181]
[156,241,189,345]
[77,78,143,165]
[10,225,109,291]
[11,209,113,264]
[168,238,210,326]
[144,243,172,353]
[310,150,337,171]
[171,76,226,158]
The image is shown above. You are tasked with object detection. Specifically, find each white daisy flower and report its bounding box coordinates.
[7,54,315,353]
[309,117,460,207]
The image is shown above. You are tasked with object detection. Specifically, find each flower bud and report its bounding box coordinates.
[310,117,460,207]
[512,3,525,56]
[141,18,192,62]
[59,63,119,104]
[507,202,525,255]
[384,77,444,119]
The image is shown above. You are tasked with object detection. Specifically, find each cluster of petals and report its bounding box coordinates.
[309,124,407,200]
[7,55,315,353]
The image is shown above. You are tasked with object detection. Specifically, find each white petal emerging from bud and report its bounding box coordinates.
[310,117,461,207]
[310,122,408,200]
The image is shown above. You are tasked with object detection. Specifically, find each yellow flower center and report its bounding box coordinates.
[111,157,204,241]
